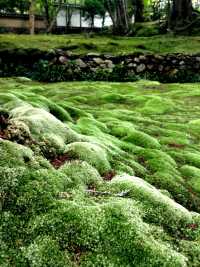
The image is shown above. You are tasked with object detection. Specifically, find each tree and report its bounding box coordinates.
[0,0,29,14]
[134,0,144,22]
[37,0,63,33]
[169,0,198,32]
[83,0,105,28]
[29,0,36,35]
[104,0,135,34]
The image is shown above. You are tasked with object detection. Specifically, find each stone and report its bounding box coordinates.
[136,64,146,73]
[128,63,135,67]
[100,64,106,68]
[59,56,68,64]
[179,61,185,65]
[158,65,164,72]
[93,58,104,65]
[154,55,164,60]
[134,57,140,63]
[105,60,114,69]
[139,55,146,61]
[196,57,200,62]
[65,51,73,57]
[75,59,87,68]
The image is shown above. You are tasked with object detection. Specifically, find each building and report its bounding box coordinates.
[55,0,112,30]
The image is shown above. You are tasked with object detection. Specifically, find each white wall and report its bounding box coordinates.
[57,9,66,27]
[92,14,113,28]
[71,10,81,27]
[57,9,113,28]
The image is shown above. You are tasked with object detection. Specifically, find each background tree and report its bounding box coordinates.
[0,0,29,14]
[83,0,105,28]
[29,0,36,34]
[134,0,144,22]
[104,0,135,34]
[169,0,198,32]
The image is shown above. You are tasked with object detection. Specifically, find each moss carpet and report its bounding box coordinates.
[1,78,200,266]
[1,34,200,54]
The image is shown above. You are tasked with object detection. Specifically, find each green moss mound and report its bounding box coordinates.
[1,78,200,266]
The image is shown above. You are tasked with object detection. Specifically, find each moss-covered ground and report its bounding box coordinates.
[1,34,200,54]
[1,77,200,266]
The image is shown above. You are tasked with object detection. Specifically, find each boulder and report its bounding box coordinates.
[59,56,68,64]
[136,63,146,73]
[93,57,104,65]
[75,58,87,68]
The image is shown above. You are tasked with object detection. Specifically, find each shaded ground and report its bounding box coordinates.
[1,34,200,54]
[1,78,200,266]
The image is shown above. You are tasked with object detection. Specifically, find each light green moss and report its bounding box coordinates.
[60,160,102,188]
[0,139,33,167]
[23,236,73,267]
[179,240,200,267]
[123,129,161,149]
[139,96,175,115]
[64,142,111,175]
[109,175,196,237]
[3,98,81,152]
[2,78,200,266]
[180,165,200,193]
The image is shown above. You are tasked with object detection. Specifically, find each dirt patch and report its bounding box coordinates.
[0,111,9,139]
[102,170,116,181]
[50,153,71,169]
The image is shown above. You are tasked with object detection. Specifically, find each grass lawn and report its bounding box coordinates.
[1,33,200,54]
[1,78,200,266]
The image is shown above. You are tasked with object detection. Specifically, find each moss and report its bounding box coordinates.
[114,161,135,175]
[23,236,73,267]
[168,150,200,168]
[60,160,102,188]
[100,93,127,103]
[64,142,111,175]
[179,240,200,267]
[2,78,200,266]
[139,96,175,115]
[3,98,81,152]
[109,175,197,238]
[60,103,90,120]
[189,119,200,134]
[0,139,34,167]
[123,129,161,149]
[75,117,109,135]
[180,165,200,193]
[107,120,135,138]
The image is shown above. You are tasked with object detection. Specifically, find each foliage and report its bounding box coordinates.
[0,0,29,14]
[83,0,105,27]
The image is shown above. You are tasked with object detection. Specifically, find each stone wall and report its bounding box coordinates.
[1,48,200,82]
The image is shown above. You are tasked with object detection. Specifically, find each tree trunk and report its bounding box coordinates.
[169,0,193,30]
[105,0,130,34]
[135,0,144,22]
[47,0,63,33]
[43,0,50,28]
[29,0,35,35]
